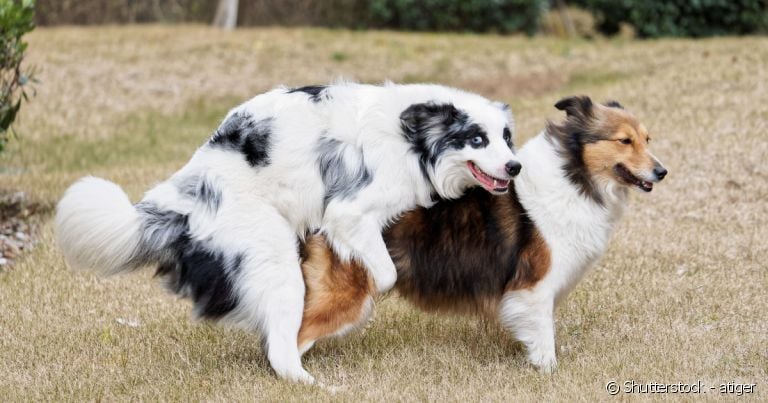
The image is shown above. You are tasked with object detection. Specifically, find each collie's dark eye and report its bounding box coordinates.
[503,128,511,142]
[470,136,484,145]
[619,138,632,145]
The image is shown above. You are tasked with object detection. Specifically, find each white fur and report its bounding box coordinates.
[55,176,143,275]
[55,82,516,383]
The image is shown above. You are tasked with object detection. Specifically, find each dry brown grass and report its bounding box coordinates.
[1,26,766,401]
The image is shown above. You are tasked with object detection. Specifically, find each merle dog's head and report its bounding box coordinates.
[401,98,519,199]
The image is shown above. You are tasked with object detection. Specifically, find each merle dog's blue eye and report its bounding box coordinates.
[471,136,483,145]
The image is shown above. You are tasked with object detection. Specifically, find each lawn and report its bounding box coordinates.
[0,25,766,401]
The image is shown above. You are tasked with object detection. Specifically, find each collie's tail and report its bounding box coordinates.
[55,176,143,275]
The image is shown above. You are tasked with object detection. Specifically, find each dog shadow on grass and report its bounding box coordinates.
[301,301,529,372]
[138,300,531,382]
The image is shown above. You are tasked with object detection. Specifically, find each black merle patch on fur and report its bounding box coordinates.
[179,176,222,212]
[316,136,372,204]
[493,101,511,111]
[209,112,273,167]
[159,245,243,319]
[547,96,606,205]
[400,102,488,175]
[133,202,241,319]
[132,202,189,267]
[288,85,329,102]
[503,126,514,149]
[604,100,624,109]
[385,185,536,308]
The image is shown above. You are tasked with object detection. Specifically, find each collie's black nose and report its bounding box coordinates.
[505,160,522,176]
[654,166,668,181]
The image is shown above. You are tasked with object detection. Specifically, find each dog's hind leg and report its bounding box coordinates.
[222,208,314,383]
[262,286,314,383]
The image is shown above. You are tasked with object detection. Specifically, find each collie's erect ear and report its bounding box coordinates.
[400,102,460,134]
[554,96,593,120]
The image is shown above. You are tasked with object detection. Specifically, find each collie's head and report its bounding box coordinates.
[546,96,667,204]
[400,99,520,199]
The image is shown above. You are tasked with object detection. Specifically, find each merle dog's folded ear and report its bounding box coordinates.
[554,96,593,120]
[492,101,510,112]
[400,102,460,132]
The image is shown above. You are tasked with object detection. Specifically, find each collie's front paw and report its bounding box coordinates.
[529,352,558,374]
[293,369,316,384]
[275,367,315,384]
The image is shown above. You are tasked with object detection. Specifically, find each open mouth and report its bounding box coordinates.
[614,164,653,192]
[467,161,510,193]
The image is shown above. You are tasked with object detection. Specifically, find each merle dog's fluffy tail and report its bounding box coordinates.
[55,176,146,274]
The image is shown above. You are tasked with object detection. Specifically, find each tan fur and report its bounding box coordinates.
[298,235,374,352]
[583,106,657,183]
[505,229,551,292]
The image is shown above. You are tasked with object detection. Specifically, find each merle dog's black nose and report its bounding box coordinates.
[505,160,522,177]
[654,166,668,181]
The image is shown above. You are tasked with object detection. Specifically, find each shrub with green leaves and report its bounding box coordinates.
[574,0,768,38]
[1,0,36,152]
[368,0,549,35]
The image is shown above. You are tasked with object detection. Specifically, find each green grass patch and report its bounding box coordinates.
[2,97,238,175]
[565,69,630,91]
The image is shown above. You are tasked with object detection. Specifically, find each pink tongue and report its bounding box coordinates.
[469,162,507,190]
[477,173,496,190]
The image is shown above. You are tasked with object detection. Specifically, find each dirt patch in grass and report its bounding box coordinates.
[0,191,50,270]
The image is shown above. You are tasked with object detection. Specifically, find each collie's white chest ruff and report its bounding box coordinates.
[55,82,520,383]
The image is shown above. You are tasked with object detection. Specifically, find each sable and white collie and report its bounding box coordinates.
[298,96,668,373]
[55,82,520,383]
